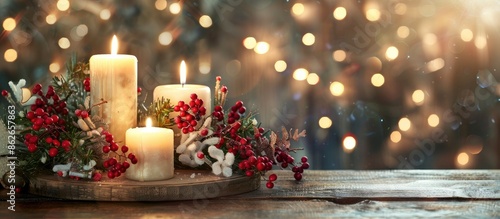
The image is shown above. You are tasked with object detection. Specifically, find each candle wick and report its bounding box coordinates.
[182,83,184,88]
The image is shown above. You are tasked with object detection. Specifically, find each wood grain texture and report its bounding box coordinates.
[28,170,260,201]
[1,200,498,218]
[0,170,498,218]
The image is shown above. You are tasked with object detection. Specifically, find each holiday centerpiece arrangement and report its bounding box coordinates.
[1,36,309,196]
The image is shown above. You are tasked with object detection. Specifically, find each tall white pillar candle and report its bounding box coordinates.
[90,35,137,145]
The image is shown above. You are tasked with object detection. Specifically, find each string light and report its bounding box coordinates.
[365,8,381,21]
[58,37,70,49]
[343,134,357,152]
[57,0,70,12]
[460,29,473,42]
[457,152,469,166]
[49,63,61,73]
[397,26,410,39]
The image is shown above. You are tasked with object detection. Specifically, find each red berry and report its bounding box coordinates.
[102,146,110,153]
[108,158,117,166]
[215,105,222,112]
[107,171,115,179]
[128,153,135,159]
[137,87,142,93]
[238,107,246,114]
[195,99,203,106]
[75,109,82,117]
[190,93,198,100]
[197,151,205,159]
[301,156,308,163]
[45,137,53,144]
[35,108,45,116]
[266,181,274,189]
[103,161,109,168]
[105,135,113,143]
[174,106,180,112]
[269,173,277,181]
[216,76,221,81]
[121,145,129,153]
[122,161,130,169]
[53,140,60,147]
[1,90,8,96]
[245,170,254,177]
[62,140,71,148]
[294,172,302,181]
[27,144,37,153]
[110,143,119,152]
[32,84,42,93]
[221,86,227,93]
[51,115,59,122]
[48,148,58,157]
[256,162,265,171]
[286,156,294,164]
[26,111,35,119]
[281,162,288,168]
[301,162,310,169]
[235,101,243,108]
[200,129,209,136]
[178,101,185,107]
[131,158,138,164]
[57,171,64,177]
[80,110,89,119]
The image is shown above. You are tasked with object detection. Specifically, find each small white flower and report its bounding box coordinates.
[18,111,25,118]
[40,154,47,164]
[252,118,258,126]
[208,146,234,177]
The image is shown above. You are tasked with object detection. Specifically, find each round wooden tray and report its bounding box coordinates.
[29,170,260,201]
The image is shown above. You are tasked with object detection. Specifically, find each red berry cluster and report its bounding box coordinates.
[266,173,278,188]
[24,84,71,156]
[100,131,137,179]
[237,155,273,177]
[83,77,90,92]
[173,93,207,134]
[276,149,309,181]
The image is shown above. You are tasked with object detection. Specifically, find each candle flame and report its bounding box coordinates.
[180,60,186,85]
[146,118,152,128]
[111,35,118,55]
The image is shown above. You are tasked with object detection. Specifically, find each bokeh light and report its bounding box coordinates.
[243,37,257,49]
[343,135,357,151]
[371,73,385,87]
[457,152,469,166]
[199,15,213,28]
[365,8,381,21]
[57,0,70,12]
[390,131,402,143]
[428,114,440,127]
[306,73,319,85]
[427,58,445,73]
[58,37,70,49]
[398,117,411,131]
[385,46,399,61]
[49,63,61,73]
[460,29,473,42]
[292,3,305,16]
[394,3,407,15]
[332,50,346,62]
[3,17,16,31]
[333,7,347,20]
[318,117,332,129]
[397,26,410,38]
[412,89,425,104]
[100,9,111,20]
[302,33,315,46]
[169,3,181,14]
[4,49,17,62]
[76,24,88,37]
[159,32,173,45]
[474,36,487,49]
[330,81,344,96]
[293,68,309,81]
[155,0,167,10]
[423,33,438,45]
[46,14,57,25]
[274,60,287,72]
[254,42,270,54]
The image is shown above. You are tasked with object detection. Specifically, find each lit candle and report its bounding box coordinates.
[125,118,174,181]
[90,35,137,145]
[153,61,211,137]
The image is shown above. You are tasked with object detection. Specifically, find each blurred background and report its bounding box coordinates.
[1,0,499,170]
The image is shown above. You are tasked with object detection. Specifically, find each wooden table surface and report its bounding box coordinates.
[1,170,499,218]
